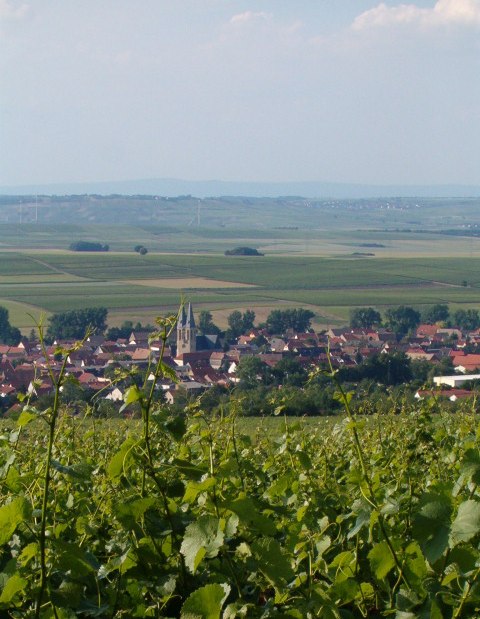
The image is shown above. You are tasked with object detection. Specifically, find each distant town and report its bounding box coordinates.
[2,302,480,417]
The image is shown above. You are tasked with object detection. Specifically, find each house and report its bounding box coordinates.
[452,354,480,373]
[415,389,474,402]
[433,374,480,388]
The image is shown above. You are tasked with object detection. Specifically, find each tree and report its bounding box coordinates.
[350,307,382,329]
[421,304,449,324]
[106,320,134,341]
[242,309,255,332]
[384,306,421,336]
[453,309,480,331]
[197,311,221,335]
[235,356,270,390]
[46,307,108,341]
[266,308,315,334]
[139,247,148,255]
[341,352,412,386]
[225,247,264,256]
[271,357,308,387]
[69,241,109,252]
[225,310,256,341]
[0,306,21,345]
[227,311,244,338]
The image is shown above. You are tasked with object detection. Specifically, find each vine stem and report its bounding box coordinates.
[325,349,412,591]
[452,565,480,619]
[141,315,177,496]
[35,326,88,619]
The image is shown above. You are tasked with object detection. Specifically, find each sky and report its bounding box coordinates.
[1,0,479,187]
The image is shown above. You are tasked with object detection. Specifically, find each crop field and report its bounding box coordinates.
[2,249,480,330]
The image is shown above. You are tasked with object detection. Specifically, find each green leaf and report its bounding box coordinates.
[53,541,99,576]
[222,496,277,536]
[51,459,92,480]
[0,497,30,545]
[181,583,230,619]
[449,499,480,546]
[368,541,395,580]
[107,436,137,480]
[348,504,372,539]
[158,360,178,383]
[18,542,38,567]
[171,458,208,481]
[113,497,156,527]
[16,409,37,428]
[119,384,143,412]
[412,498,452,563]
[180,516,224,574]
[183,478,217,504]
[251,537,295,593]
[0,573,27,605]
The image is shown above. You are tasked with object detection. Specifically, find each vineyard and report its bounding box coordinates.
[1,328,480,616]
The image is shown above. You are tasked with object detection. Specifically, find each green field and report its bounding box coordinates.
[2,195,480,330]
[2,249,480,331]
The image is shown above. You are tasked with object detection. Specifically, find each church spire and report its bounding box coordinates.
[176,302,197,355]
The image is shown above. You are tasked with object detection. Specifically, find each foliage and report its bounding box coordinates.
[3,363,480,616]
[197,311,221,336]
[134,245,148,255]
[235,356,270,390]
[225,310,255,341]
[266,308,315,334]
[350,307,381,329]
[340,351,413,386]
[421,303,450,324]
[69,240,109,251]
[0,306,21,346]
[46,307,108,340]
[224,247,264,256]
[106,320,154,341]
[454,308,480,330]
[384,305,421,335]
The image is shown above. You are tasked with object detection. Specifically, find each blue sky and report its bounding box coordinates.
[1,0,479,187]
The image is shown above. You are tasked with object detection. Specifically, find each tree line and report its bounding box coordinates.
[350,303,480,334]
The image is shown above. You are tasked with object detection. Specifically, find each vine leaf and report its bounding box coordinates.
[0,574,27,605]
[449,499,480,546]
[0,497,31,545]
[180,516,224,574]
[252,536,295,594]
[181,583,230,619]
[368,541,395,580]
[412,498,452,564]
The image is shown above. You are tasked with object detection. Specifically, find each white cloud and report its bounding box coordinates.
[0,0,28,20]
[352,0,480,30]
[230,11,271,25]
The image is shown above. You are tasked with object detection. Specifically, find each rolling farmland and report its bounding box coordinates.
[3,250,480,331]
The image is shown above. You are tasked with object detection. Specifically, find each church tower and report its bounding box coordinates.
[177,302,197,355]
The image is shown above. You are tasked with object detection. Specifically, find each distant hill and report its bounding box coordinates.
[1,178,480,199]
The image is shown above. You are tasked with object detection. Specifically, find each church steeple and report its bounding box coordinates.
[177,302,197,355]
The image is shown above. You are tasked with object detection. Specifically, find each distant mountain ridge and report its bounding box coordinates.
[1,178,480,199]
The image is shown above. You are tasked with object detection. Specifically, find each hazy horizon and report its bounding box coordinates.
[1,1,479,188]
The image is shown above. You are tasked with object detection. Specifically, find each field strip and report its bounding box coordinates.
[0,274,88,284]
[121,277,257,289]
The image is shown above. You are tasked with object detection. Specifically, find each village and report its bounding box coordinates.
[1,302,480,416]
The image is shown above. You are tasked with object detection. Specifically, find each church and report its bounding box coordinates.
[176,303,220,356]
